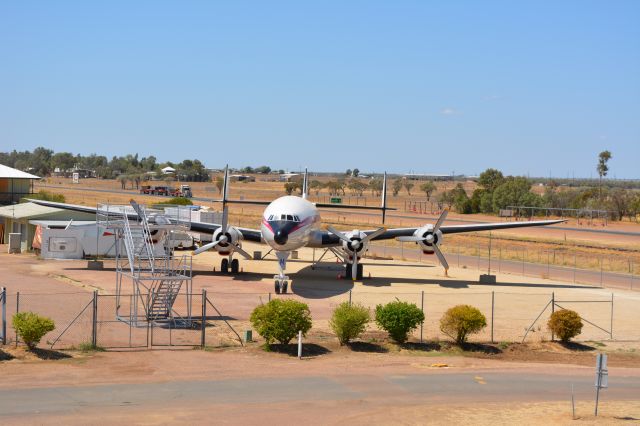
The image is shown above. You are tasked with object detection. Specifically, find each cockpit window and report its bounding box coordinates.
[286,215,293,221]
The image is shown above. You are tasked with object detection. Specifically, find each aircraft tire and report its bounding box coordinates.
[231,259,239,274]
[221,258,229,274]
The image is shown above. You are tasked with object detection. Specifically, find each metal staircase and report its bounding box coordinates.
[148,278,183,320]
[102,202,193,326]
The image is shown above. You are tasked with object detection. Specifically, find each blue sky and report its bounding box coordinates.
[1,1,638,177]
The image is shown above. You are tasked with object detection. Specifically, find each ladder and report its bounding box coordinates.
[148,278,183,320]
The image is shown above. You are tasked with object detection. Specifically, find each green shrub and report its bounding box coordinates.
[21,190,65,203]
[548,309,583,342]
[330,302,371,345]
[250,299,312,345]
[155,197,193,206]
[375,300,424,343]
[440,305,487,344]
[12,312,56,350]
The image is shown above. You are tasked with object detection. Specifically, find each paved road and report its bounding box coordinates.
[1,371,638,417]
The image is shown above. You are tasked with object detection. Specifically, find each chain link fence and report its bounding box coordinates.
[1,288,637,351]
[367,240,638,291]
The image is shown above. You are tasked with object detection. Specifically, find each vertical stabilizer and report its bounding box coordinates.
[302,167,309,199]
[381,172,388,224]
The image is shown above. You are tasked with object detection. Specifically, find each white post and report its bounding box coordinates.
[297,330,303,359]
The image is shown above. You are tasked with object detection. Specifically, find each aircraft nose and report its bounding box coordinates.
[274,230,288,246]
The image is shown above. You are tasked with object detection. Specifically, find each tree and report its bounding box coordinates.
[420,181,436,200]
[478,168,505,192]
[345,169,352,176]
[284,181,301,195]
[492,176,541,212]
[118,175,128,190]
[368,178,383,197]
[352,168,360,177]
[403,181,414,195]
[548,309,583,343]
[214,176,224,194]
[347,179,366,196]
[392,179,403,197]
[309,180,324,195]
[597,150,612,200]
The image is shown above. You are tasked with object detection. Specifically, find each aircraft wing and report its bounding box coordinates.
[318,219,565,245]
[26,199,263,242]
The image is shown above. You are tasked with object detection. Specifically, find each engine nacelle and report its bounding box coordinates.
[340,230,369,261]
[211,226,243,255]
[412,224,443,254]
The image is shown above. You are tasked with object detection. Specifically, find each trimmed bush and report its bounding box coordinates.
[12,312,55,350]
[250,299,312,345]
[548,309,583,342]
[375,300,424,343]
[330,302,371,345]
[440,305,487,344]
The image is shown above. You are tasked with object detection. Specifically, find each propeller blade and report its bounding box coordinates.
[327,225,351,244]
[352,256,358,281]
[234,245,252,260]
[397,235,424,242]
[362,227,386,242]
[433,208,449,233]
[193,240,218,255]
[432,244,449,271]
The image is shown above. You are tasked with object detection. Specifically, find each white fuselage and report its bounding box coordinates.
[260,196,322,251]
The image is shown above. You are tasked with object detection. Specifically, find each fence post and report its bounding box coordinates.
[574,253,577,283]
[348,290,352,306]
[1,287,5,345]
[201,289,207,349]
[491,291,495,344]
[630,259,633,291]
[551,292,555,341]
[610,293,614,340]
[15,291,19,347]
[91,290,98,347]
[420,291,424,343]
[600,258,603,287]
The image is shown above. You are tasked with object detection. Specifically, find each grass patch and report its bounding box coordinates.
[77,342,106,352]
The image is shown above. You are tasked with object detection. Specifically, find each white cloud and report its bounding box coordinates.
[440,107,460,115]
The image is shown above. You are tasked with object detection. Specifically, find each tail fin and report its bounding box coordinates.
[302,167,309,199]
[381,172,388,224]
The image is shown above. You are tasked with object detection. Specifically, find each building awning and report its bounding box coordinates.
[0,164,40,179]
[0,202,63,219]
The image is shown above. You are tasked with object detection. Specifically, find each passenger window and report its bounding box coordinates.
[287,215,293,221]
[294,216,300,222]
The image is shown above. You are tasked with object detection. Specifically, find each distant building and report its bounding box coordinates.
[0,202,94,252]
[279,173,301,182]
[161,166,176,175]
[0,164,40,205]
[229,174,256,182]
[403,173,453,181]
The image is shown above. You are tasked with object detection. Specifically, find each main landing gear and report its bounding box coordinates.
[220,256,240,274]
[344,263,364,280]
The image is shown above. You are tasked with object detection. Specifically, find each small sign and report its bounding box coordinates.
[330,197,342,204]
[595,353,608,388]
[72,172,79,184]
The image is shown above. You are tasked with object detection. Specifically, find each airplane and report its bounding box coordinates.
[30,167,564,294]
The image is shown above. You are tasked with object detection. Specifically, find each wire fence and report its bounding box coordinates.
[1,287,636,351]
[367,240,639,292]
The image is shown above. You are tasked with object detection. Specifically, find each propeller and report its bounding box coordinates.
[327,226,386,280]
[397,209,449,274]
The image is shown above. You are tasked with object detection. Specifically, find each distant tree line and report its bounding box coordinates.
[0,148,210,182]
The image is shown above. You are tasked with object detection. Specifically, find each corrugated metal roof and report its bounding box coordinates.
[0,202,63,219]
[0,164,40,179]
